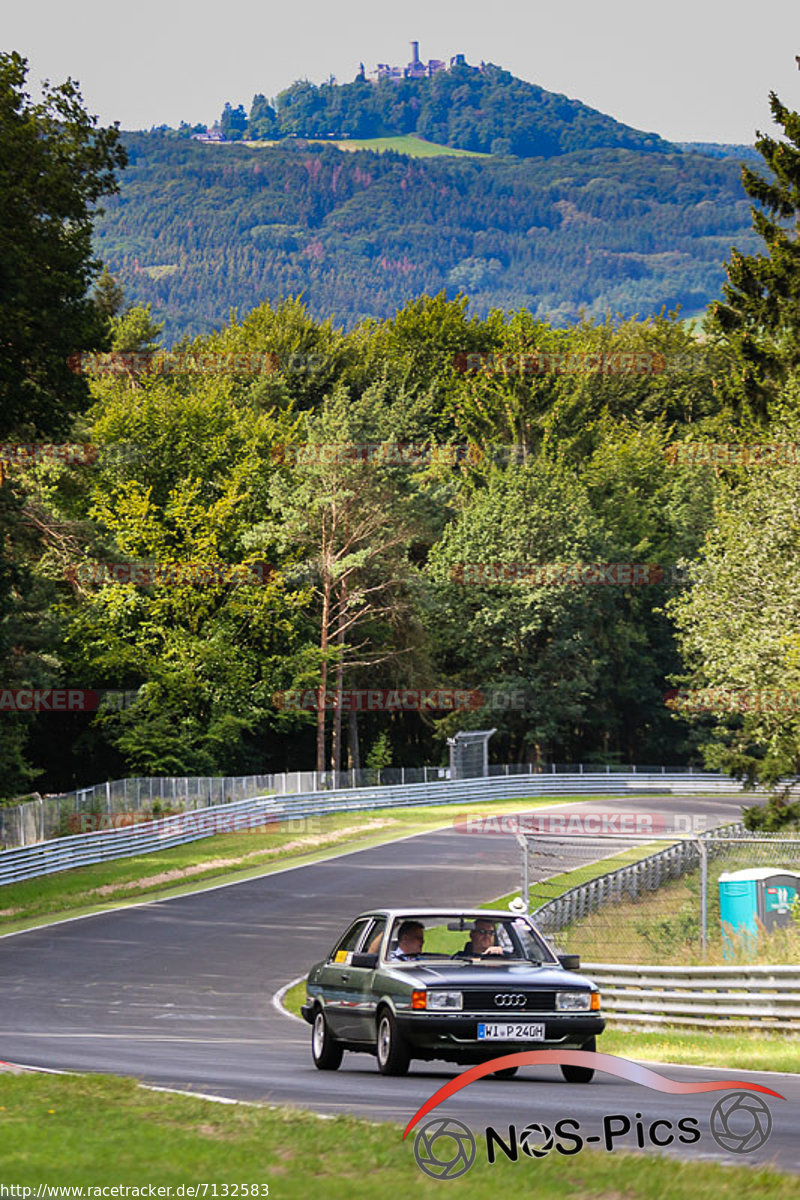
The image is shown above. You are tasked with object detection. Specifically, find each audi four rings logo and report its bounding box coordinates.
[494,993,527,1007]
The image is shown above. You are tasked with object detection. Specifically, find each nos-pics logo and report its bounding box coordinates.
[414,1118,476,1180]
[405,1051,784,1180]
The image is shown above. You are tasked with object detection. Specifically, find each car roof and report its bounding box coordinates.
[354,908,527,920]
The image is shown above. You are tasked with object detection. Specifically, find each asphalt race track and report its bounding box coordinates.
[1,794,797,1173]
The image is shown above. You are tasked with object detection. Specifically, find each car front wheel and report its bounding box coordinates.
[376,1009,410,1076]
[560,1035,595,1083]
[491,1066,518,1080]
[311,1008,343,1071]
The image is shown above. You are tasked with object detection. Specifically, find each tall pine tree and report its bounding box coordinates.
[711,90,800,416]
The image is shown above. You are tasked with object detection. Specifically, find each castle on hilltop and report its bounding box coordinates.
[360,42,481,84]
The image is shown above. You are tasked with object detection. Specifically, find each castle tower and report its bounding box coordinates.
[410,40,420,65]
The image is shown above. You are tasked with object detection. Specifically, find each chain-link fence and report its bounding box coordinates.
[522,828,800,964]
[0,762,719,850]
[0,765,459,848]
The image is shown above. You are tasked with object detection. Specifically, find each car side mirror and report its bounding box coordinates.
[558,954,580,971]
[351,952,379,969]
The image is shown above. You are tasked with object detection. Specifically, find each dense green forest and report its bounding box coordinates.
[1,293,729,793]
[95,133,757,346]
[2,51,799,801]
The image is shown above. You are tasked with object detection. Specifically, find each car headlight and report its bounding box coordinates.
[427,991,463,1010]
[556,991,592,1011]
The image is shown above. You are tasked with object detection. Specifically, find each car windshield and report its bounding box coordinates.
[385,913,557,964]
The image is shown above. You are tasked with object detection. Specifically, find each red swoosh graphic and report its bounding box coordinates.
[403,1051,785,1138]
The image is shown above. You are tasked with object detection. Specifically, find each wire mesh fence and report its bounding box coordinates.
[523,829,800,964]
[0,762,719,849]
[0,766,453,848]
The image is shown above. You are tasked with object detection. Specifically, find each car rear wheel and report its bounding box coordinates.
[491,1066,518,1080]
[311,1008,343,1071]
[376,1009,410,1076]
[560,1035,595,1083]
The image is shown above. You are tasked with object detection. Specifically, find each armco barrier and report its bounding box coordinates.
[0,771,744,886]
[0,762,716,849]
[583,962,800,1030]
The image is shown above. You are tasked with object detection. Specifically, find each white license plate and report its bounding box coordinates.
[477,1022,545,1040]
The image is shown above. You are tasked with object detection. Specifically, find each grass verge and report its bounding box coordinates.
[0,1071,794,1194]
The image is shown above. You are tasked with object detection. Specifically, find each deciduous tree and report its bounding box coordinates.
[0,51,126,440]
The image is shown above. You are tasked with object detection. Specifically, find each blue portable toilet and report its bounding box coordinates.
[719,868,799,957]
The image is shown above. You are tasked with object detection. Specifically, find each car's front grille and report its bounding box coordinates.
[460,990,557,1012]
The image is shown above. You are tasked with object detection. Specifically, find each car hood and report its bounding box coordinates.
[384,962,595,989]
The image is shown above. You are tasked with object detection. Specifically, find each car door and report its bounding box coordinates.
[317,918,371,1037]
[340,917,387,1042]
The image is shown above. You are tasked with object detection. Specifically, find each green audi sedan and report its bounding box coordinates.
[301,907,604,1079]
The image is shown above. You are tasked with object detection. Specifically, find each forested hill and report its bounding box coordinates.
[95,133,757,346]
[227,64,672,158]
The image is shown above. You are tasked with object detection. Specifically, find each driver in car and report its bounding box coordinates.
[452,918,506,958]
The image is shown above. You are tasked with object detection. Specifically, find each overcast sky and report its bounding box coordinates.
[4,0,798,143]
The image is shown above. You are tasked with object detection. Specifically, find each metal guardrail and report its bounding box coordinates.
[0,768,451,848]
[583,962,800,1029]
[0,771,742,886]
[0,762,722,849]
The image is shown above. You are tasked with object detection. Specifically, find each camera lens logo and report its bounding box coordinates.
[413,1117,476,1179]
[710,1091,772,1153]
[519,1122,555,1158]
